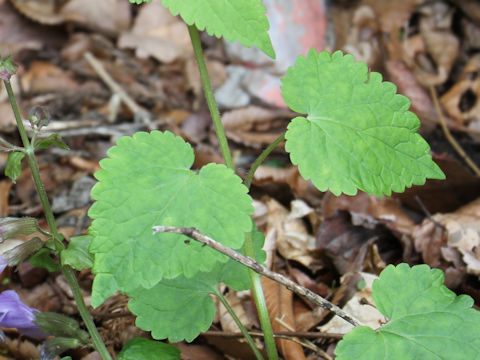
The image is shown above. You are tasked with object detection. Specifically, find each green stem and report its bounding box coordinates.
[4,80,113,360]
[217,293,265,360]
[62,266,111,357]
[245,134,285,189]
[187,24,277,359]
[187,25,234,170]
[244,231,278,360]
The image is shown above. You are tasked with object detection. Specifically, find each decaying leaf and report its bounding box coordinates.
[265,198,317,270]
[413,197,480,288]
[118,1,191,63]
[440,54,480,126]
[261,277,307,360]
[319,272,384,335]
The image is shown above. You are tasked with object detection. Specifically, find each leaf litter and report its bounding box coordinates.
[1,0,480,359]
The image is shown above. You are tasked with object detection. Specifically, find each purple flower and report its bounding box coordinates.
[0,290,47,339]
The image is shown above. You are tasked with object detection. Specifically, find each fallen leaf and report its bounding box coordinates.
[262,277,307,360]
[319,272,385,334]
[118,1,191,63]
[60,0,131,35]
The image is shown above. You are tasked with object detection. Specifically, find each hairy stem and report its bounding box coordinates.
[4,80,112,360]
[187,25,234,170]
[245,134,285,189]
[244,232,279,360]
[217,292,265,360]
[153,226,364,327]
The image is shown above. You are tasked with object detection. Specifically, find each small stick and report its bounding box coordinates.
[203,330,343,340]
[152,226,364,327]
[429,85,480,176]
[84,52,153,128]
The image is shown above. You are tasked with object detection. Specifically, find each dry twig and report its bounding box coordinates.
[429,85,480,176]
[152,225,364,327]
[84,51,154,129]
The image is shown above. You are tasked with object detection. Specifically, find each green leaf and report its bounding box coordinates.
[29,249,60,272]
[34,134,69,150]
[88,131,253,307]
[335,264,480,360]
[60,235,94,271]
[118,338,180,360]
[281,50,445,196]
[128,228,265,342]
[162,0,275,59]
[129,0,152,4]
[5,151,25,183]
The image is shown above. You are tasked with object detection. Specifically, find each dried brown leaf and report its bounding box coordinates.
[261,277,307,360]
[118,1,191,63]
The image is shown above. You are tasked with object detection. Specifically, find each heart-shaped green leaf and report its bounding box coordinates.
[128,228,265,342]
[88,131,253,307]
[281,50,445,196]
[335,264,480,359]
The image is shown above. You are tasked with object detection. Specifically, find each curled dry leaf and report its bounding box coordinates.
[253,166,324,207]
[319,272,384,335]
[265,198,317,270]
[261,277,307,360]
[402,1,459,87]
[413,197,480,288]
[221,106,284,149]
[118,1,191,63]
[341,5,381,69]
[0,1,65,57]
[10,0,131,35]
[322,192,416,237]
[441,54,480,126]
[8,0,67,25]
[20,61,78,94]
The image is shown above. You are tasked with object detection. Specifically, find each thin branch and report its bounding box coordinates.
[152,226,364,327]
[429,85,480,176]
[204,330,343,340]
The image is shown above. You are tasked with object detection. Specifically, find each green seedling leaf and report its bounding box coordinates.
[335,264,480,360]
[5,151,25,183]
[162,0,275,58]
[34,134,69,150]
[281,50,445,196]
[60,235,94,271]
[88,131,253,307]
[118,338,180,360]
[128,229,265,342]
[29,249,60,272]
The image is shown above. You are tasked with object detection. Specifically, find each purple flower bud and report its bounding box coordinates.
[0,57,18,82]
[0,290,47,339]
[28,106,51,129]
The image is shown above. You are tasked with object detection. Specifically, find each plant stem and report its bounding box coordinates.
[217,292,265,360]
[62,266,111,357]
[4,80,113,360]
[245,134,285,189]
[187,25,234,170]
[244,239,279,359]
